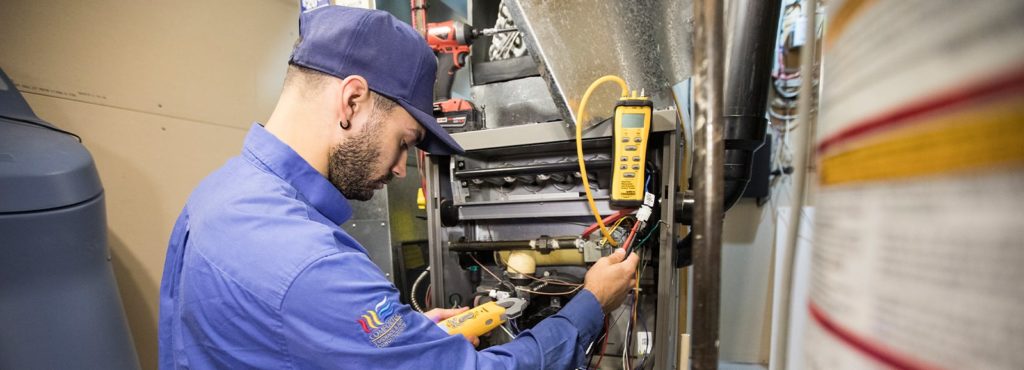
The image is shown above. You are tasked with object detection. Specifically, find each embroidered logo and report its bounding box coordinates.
[300,0,329,13]
[357,296,405,348]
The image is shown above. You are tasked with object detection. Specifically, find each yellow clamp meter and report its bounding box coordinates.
[437,298,525,338]
[610,92,654,207]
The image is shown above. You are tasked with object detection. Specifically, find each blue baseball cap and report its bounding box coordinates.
[290,3,464,155]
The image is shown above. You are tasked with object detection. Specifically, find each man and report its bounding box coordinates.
[159,4,638,369]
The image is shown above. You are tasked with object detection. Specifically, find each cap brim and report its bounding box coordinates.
[397,99,465,156]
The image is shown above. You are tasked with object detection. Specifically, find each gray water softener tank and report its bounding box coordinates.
[0,68,140,369]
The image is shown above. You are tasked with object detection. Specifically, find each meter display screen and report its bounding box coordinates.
[621,113,646,128]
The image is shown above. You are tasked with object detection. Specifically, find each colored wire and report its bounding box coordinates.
[468,254,508,285]
[622,221,643,255]
[589,297,631,369]
[581,208,635,239]
[635,298,651,369]
[624,252,644,369]
[515,285,583,296]
[635,223,661,248]
[610,216,631,237]
[593,316,611,369]
[576,75,629,246]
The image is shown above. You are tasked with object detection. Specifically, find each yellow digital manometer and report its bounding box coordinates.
[610,92,654,208]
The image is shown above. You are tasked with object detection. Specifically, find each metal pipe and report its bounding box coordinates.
[409,0,427,38]
[691,0,725,368]
[448,237,580,252]
[772,1,818,369]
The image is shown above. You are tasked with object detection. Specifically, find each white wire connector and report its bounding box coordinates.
[636,206,652,223]
[636,192,657,222]
[489,289,512,301]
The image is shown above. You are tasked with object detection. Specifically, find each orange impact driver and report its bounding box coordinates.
[425,20,515,100]
[425,20,515,132]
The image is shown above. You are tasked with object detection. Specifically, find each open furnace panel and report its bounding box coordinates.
[423,113,681,368]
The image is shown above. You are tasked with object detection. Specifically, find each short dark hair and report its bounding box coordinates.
[285,62,397,117]
[284,63,332,93]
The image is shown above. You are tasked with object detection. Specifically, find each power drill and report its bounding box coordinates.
[426,20,515,132]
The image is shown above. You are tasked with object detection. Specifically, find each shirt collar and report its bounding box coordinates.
[241,123,353,225]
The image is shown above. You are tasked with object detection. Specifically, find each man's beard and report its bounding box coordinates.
[327,122,393,201]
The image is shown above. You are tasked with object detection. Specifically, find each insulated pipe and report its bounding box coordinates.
[721,0,783,210]
[496,250,585,267]
[505,252,538,275]
[691,0,725,369]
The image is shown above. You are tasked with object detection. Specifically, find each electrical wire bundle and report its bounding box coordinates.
[585,218,661,369]
[769,0,824,194]
[581,171,661,370]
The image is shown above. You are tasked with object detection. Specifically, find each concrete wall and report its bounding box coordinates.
[0,1,297,368]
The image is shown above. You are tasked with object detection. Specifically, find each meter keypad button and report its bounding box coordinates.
[620,165,628,170]
[624,172,636,178]
[621,156,628,161]
[621,137,630,142]
[625,145,637,151]
[632,156,641,162]
[632,165,640,170]
[634,137,642,143]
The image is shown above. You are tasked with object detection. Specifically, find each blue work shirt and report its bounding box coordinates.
[159,123,605,369]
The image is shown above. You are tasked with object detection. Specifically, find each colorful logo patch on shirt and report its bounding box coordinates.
[300,0,329,13]
[357,296,406,348]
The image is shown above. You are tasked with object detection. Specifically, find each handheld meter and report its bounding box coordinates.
[437,298,526,338]
[610,92,654,207]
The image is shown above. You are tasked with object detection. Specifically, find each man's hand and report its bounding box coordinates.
[423,307,480,347]
[583,248,640,313]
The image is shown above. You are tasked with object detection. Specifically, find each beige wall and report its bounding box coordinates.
[1,1,298,368]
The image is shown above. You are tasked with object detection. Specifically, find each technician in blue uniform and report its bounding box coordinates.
[159,4,639,369]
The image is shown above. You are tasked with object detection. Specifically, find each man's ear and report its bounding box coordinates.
[338,75,370,130]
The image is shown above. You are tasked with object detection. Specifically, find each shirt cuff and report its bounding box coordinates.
[558,289,605,343]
